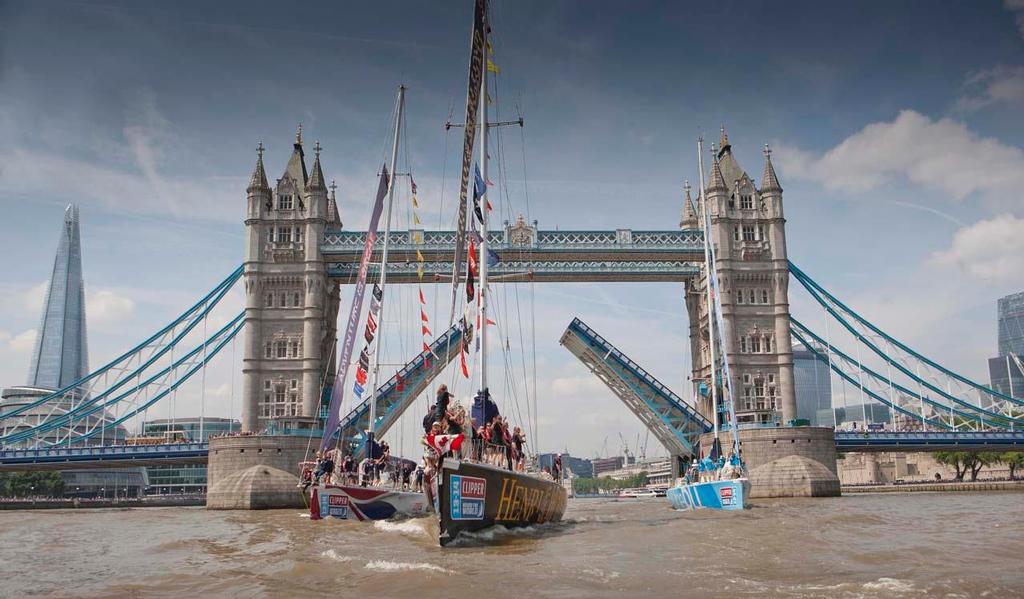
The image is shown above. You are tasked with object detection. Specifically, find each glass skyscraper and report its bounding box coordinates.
[989,292,1024,401]
[27,205,88,390]
[142,417,240,494]
[793,343,832,426]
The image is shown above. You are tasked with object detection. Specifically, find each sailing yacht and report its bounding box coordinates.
[666,138,751,512]
[433,0,567,545]
[310,86,430,522]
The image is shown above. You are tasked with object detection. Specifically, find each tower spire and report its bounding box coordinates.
[708,143,728,192]
[247,141,270,193]
[295,122,303,146]
[760,143,783,193]
[327,179,341,225]
[307,140,326,191]
[680,180,698,229]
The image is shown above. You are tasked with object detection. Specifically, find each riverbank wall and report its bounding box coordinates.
[842,480,1024,494]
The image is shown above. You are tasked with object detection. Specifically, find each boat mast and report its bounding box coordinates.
[696,137,720,442]
[367,85,405,454]
[478,22,490,398]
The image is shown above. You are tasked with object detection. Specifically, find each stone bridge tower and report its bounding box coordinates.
[685,129,797,427]
[240,130,341,432]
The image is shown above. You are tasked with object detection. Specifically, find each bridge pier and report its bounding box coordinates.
[699,426,840,497]
[206,435,316,509]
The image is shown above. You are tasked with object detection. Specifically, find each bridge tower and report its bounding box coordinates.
[241,130,340,432]
[685,129,797,426]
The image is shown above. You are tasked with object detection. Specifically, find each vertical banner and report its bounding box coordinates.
[321,166,390,451]
[448,0,487,331]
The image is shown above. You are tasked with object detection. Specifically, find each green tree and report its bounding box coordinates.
[933,451,970,480]
[964,452,1001,482]
[1002,452,1024,480]
[0,472,65,498]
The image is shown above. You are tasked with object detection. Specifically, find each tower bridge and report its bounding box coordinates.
[3,128,1021,502]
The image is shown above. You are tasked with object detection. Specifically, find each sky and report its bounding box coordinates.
[0,0,1022,459]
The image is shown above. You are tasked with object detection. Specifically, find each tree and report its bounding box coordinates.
[0,472,65,498]
[933,451,969,480]
[1002,452,1024,481]
[964,452,1001,482]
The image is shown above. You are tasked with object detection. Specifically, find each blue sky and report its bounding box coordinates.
[1,1,1022,457]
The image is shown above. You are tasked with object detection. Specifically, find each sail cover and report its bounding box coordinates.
[321,165,391,451]
[448,0,487,331]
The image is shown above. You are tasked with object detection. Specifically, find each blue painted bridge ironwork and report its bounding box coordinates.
[322,227,704,283]
[0,442,209,471]
[834,431,1024,452]
[559,317,712,457]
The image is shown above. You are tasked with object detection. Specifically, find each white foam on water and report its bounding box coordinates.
[297,513,310,519]
[582,568,620,583]
[862,578,919,593]
[320,549,353,562]
[373,519,428,536]
[364,560,452,574]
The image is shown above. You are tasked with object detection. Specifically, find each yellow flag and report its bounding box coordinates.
[416,250,424,262]
[413,232,424,244]
[487,58,500,74]
[413,213,421,225]
[417,265,424,279]
[412,195,419,208]
[487,41,494,54]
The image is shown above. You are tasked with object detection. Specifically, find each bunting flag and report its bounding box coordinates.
[472,164,486,224]
[423,341,431,352]
[422,324,432,336]
[487,318,496,326]
[413,231,424,244]
[413,213,421,225]
[412,195,419,209]
[355,367,368,386]
[410,177,418,195]
[417,264,425,279]
[372,284,383,302]
[416,250,424,263]
[353,382,364,397]
[420,308,430,323]
[365,312,377,335]
[487,58,500,74]
[460,341,469,378]
[358,348,370,370]
[396,372,405,392]
[466,239,477,301]
[419,288,426,305]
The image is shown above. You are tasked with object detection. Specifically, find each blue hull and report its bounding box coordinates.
[666,479,749,511]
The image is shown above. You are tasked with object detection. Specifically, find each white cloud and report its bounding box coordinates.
[929,214,1024,283]
[86,290,136,324]
[957,65,1024,112]
[775,110,1024,203]
[21,282,47,314]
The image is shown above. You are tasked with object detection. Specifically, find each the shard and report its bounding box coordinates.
[27,204,89,390]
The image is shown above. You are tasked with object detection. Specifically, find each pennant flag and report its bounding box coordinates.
[486,40,493,54]
[372,284,383,302]
[414,213,421,225]
[460,345,469,378]
[486,177,495,186]
[419,288,426,305]
[422,324,432,336]
[473,165,486,199]
[366,312,377,335]
[486,92,493,105]
[369,295,381,315]
[417,264,424,279]
[355,367,368,386]
[486,248,500,267]
[412,195,419,208]
[364,327,374,343]
[420,308,430,323]
[413,231,424,244]
[396,372,405,392]
[423,341,431,352]
[410,177,418,194]
[487,199,493,211]
[487,58,500,74]
[487,318,496,326]
[353,382,364,397]
[416,249,424,262]
[358,349,370,370]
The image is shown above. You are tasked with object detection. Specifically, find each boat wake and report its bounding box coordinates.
[319,549,354,562]
[445,519,575,547]
[364,560,453,574]
[373,518,432,537]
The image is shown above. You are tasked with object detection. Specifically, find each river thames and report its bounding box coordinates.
[1,492,1020,598]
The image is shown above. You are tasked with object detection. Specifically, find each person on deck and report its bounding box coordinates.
[314,451,335,485]
[434,385,452,428]
[512,426,526,471]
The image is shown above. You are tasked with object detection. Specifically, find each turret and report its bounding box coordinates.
[680,181,698,229]
[246,142,271,220]
[759,144,784,219]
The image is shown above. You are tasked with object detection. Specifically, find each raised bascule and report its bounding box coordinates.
[4,127,1023,508]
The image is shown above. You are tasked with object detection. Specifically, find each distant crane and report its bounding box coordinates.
[618,432,633,465]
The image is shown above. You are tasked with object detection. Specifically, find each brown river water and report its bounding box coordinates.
[0,492,1021,598]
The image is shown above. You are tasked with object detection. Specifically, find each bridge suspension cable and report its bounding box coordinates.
[0,267,244,448]
[788,261,1022,430]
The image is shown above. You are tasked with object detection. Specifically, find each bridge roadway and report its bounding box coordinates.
[4,432,1023,472]
[321,228,704,283]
